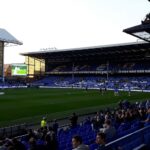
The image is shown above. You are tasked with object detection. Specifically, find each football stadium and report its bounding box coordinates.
[0,1,150,150]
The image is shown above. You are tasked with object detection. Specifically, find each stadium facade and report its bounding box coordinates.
[22,41,150,78]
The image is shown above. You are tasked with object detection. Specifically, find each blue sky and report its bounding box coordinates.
[0,0,149,63]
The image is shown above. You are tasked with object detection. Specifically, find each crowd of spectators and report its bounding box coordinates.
[0,100,150,150]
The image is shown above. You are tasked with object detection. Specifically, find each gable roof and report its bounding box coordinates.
[0,28,23,45]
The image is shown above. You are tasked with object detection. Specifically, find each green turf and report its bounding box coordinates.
[0,88,150,127]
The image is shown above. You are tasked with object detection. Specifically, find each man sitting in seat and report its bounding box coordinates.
[72,135,89,150]
[96,132,106,150]
[70,113,78,128]
[143,107,150,126]
[99,119,116,142]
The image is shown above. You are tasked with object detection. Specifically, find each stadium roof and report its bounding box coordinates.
[21,41,150,62]
[123,24,150,42]
[123,0,150,43]
[0,28,23,45]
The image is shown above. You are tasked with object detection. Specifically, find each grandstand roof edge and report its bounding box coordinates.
[0,28,23,45]
[21,41,148,56]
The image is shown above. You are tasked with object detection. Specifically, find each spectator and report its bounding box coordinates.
[138,108,146,120]
[84,116,91,125]
[12,138,26,150]
[28,137,39,150]
[96,133,106,150]
[70,113,78,127]
[91,116,101,131]
[72,135,89,150]
[41,117,47,128]
[44,134,58,150]
[26,129,36,141]
[0,140,6,150]
[99,120,116,142]
[146,100,150,109]
[143,107,150,126]
[4,139,13,150]
[46,126,58,150]
[52,119,59,134]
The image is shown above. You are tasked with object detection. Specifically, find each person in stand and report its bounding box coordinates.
[52,119,59,134]
[72,135,89,150]
[96,132,106,150]
[70,113,78,128]
[99,120,116,142]
[41,117,47,128]
[143,107,150,126]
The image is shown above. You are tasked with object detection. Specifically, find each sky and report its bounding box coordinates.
[0,0,149,64]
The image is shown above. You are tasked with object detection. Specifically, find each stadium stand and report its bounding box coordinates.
[32,76,150,92]
[1,102,150,150]
[19,42,150,95]
[46,62,150,73]
[0,100,149,150]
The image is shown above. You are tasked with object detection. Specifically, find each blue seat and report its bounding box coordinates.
[89,143,98,150]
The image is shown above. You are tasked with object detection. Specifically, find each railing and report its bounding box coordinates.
[0,124,27,139]
[105,125,150,150]
[0,111,96,139]
[45,69,150,74]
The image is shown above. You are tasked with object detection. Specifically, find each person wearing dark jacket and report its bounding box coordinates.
[96,133,106,150]
[70,113,78,127]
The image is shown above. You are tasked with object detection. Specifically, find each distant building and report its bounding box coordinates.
[4,64,11,77]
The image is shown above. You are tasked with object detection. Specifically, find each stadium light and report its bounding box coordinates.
[123,0,150,42]
[133,31,150,41]
[123,25,150,42]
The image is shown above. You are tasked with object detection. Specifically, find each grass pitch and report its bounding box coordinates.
[0,88,150,127]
